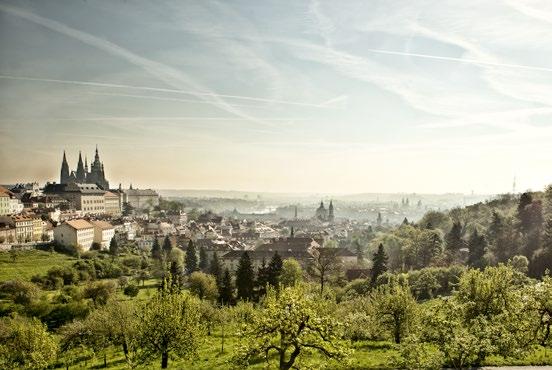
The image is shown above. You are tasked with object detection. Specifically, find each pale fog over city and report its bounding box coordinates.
[1,1,552,369]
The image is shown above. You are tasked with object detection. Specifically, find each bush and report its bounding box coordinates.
[0,280,41,305]
[124,284,140,297]
[394,336,444,370]
[83,281,116,306]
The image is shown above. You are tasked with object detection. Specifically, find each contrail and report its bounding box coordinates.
[0,74,327,108]
[0,4,322,127]
[365,48,552,74]
[0,74,329,109]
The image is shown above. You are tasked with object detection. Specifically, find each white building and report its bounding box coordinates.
[54,219,95,250]
[9,198,23,215]
[90,220,115,249]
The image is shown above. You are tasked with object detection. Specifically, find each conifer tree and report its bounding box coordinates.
[185,240,198,275]
[199,247,208,272]
[109,237,119,257]
[255,258,270,299]
[235,251,255,301]
[219,268,234,305]
[267,252,283,287]
[162,236,172,257]
[371,243,388,285]
[151,238,162,261]
[209,251,222,286]
[445,222,465,253]
[467,229,487,269]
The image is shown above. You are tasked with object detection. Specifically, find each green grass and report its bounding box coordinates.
[0,249,76,282]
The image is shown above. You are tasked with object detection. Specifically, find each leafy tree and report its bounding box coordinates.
[0,315,58,369]
[185,240,198,275]
[151,238,162,261]
[233,286,351,370]
[267,252,283,287]
[188,271,218,301]
[138,288,203,368]
[371,243,388,285]
[162,236,172,257]
[531,185,552,276]
[109,237,119,257]
[371,283,417,344]
[525,275,552,346]
[219,268,234,305]
[236,252,255,301]
[199,246,208,271]
[280,258,303,287]
[83,281,116,306]
[308,248,341,294]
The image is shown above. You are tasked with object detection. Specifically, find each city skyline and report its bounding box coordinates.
[1,1,552,194]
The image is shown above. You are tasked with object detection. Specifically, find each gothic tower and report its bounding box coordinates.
[76,151,86,182]
[328,200,335,222]
[60,151,70,184]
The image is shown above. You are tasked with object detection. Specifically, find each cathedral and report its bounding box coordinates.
[60,147,110,190]
[315,200,335,222]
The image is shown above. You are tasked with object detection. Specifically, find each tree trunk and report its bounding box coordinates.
[161,352,169,368]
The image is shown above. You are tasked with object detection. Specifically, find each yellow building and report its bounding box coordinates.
[54,219,95,250]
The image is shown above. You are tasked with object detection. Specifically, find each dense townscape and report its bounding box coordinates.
[2,150,552,369]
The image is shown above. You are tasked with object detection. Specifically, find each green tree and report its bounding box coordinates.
[138,288,203,368]
[0,315,58,369]
[233,286,351,370]
[188,271,218,301]
[267,252,283,287]
[280,258,303,287]
[199,246,208,272]
[255,258,270,299]
[467,229,487,269]
[236,252,255,301]
[109,237,119,257]
[162,236,172,257]
[445,221,464,256]
[151,238,162,261]
[209,251,222,285]
[371,243,388,285]
[371,283,417,344]
[219,268,234,305]
[185,240,198,275]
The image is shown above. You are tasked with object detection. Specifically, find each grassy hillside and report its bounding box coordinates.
[0,249,76,282]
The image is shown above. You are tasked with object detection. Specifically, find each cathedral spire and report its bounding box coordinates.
[60,150,70,184]
[76,151,86,182]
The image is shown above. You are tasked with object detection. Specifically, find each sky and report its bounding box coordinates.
[1,0,552,194]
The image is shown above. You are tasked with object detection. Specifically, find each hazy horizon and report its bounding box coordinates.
[2,0,552,194]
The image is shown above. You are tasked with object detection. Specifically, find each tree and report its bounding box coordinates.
[280,258,303,287]
[162,236,172,257]
[83,281,116,306]
[371,283,417,344]
[185,240,198,275]
[467,229,487,269]
[255,258,270,299]
[209,251,222,286]
[188,271,218,301]
[151,238,162,261]
[267,252,283,287]
[531,185,552,276]
[219,268,234,305]
[445,221,464,255]
[138,288,203,368]
[199,246,208,272]
[236,251,255,301]
[233,286,351,370]
[308,248,341,295]
[0,315,58,369]
[371,244,388,285]
[109,237,119,257]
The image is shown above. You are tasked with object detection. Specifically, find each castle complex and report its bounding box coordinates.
[60,147,109,190]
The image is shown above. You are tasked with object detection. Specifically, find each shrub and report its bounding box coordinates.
[124,284,140,297]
